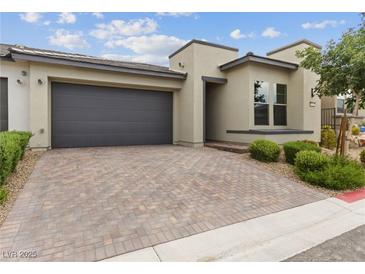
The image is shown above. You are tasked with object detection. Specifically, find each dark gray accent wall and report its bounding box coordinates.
[51,82,173,148]
[0,78,8,131]
[226,129,314,135]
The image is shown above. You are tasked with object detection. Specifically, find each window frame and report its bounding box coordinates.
[253,80,288,128]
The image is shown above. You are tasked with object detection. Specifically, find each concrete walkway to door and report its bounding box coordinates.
[0,145,326,261]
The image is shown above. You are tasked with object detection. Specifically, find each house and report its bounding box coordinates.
[0,39,321,149]
[321,95,365,133]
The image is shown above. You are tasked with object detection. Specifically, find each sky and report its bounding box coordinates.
[0,12,362,66]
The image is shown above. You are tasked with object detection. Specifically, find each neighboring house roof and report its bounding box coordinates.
[169,39,239,59]
[266,39,322,56]
[0,43,187,80]
[219,52,298,71]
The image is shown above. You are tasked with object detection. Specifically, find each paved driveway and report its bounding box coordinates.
[0,145,326,261]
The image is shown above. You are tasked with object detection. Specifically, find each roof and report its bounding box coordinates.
[169,39,239,59]
[0,43,186,79]
[266,39,322,56]
[219,53,298,71]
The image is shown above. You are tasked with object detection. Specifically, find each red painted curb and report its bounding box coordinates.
[336,188,365,203]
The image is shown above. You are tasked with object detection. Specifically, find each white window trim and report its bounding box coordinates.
[253,81,288,129]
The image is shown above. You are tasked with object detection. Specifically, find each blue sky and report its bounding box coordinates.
[0,12,361,66]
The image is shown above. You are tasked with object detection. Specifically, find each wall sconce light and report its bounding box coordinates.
[311,88,315,98]
[16,79,23,85]
[37,79,43,85]
[21,70,27,76]
[309,101,316,107]
[178,62,185,68]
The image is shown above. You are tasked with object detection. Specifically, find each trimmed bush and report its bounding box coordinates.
[352,126,360,136]
[0,186,8,205]
[360,150,365,164]
[295,155,365,190]
[294,150,329,173]
[302,140,318,146]
[283,141,321,165]
[320,126,337,149]
[0,131,32,185]
[249,140,281,162]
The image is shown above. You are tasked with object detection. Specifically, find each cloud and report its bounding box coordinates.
[230,29,255,40]
[301,20,346,29]
[156,12,195,17]
[43,20,51,26]
[92,12,104,19]
[48,29,89,49]
[57,12,76,24]
[101,53,169,66]
[90,18,158,40]
[261,27,282,38]
[102,34,187,66]
[104,34,186,55]
[19,12,42,23]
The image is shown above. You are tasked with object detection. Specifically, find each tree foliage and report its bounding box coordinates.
[296,17,365,108]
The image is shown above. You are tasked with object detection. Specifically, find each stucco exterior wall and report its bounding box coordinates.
[0,60,30,131]
[169,43,238,146]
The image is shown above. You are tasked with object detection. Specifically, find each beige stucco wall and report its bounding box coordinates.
[169,43,238,146]
[1,60,183,148]
[205,42,321,144]
[267,43,310,64]
[0,60,30,131]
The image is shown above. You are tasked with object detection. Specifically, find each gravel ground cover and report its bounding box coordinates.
[0,150,43,226]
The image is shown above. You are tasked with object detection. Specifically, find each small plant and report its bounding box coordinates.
[283,141,321,165]
[0,187,8,205]
[360,150,365,164]
[249,139,281,162]
[320,126,336,149]
[295,150,329,173]
[352,126,360,136]
[295,154,365,190]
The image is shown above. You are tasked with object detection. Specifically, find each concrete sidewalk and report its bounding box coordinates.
[103,197,365,262]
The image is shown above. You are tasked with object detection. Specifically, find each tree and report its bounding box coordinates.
[296,15,365,155]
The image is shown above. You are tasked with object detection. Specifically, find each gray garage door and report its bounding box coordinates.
[51,82,172,148]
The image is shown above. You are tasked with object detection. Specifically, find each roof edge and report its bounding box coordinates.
[219,54,298,71]
[169,39,239,59]
[11,52,187,80]
[266,39,322,56]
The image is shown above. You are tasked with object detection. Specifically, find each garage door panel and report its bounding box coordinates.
[52,108,171,122]
[51,82,172,148]
[54,94,171,111]
[53,121,171,135]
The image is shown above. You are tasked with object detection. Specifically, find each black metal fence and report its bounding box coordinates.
[321,108,336,131]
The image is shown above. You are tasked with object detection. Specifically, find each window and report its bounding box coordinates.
[254,81,269,125]
[254,81,287,126]
[337,98,345,114]
[0,78,8,131]
[273,84,287,126]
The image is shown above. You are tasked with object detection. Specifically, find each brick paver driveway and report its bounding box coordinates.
[0,145,327,261]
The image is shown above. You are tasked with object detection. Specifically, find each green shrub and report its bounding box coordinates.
[352,126,360,136]
[294,150,329,173]
[283,141,321,165]
[0,186,8,205]
[249,140,281,162]
[302,140,318,146]
[360,150,365,164]
[320,126,337,149]
[295,155,365,190]
[0,131,32,185]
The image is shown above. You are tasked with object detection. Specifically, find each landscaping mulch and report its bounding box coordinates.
[242,152,341,197]
[0,149,43,226]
